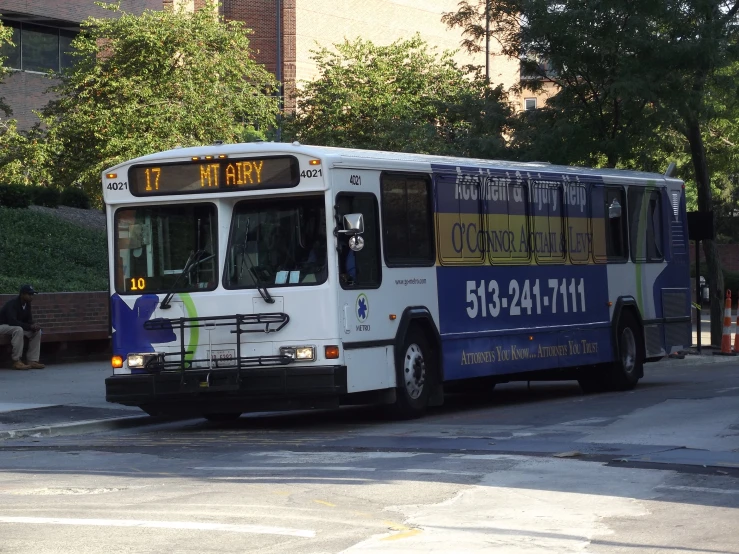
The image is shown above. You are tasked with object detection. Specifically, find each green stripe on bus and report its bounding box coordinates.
[180,293,198,363]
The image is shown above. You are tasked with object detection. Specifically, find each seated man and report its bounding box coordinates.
[0,285,44,370]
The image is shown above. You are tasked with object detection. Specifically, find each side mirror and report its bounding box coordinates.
[608,199,622,219]
[349,235,365,252]
[339,213,364,235]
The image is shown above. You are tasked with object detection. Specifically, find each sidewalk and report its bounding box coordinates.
[0,361,147,440]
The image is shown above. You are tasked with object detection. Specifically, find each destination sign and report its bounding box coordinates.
[129,155,300,196]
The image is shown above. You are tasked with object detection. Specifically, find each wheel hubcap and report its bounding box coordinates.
[620,327,636,373]
[404,343,426,400]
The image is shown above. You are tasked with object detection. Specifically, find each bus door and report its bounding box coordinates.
[334,182,396,394]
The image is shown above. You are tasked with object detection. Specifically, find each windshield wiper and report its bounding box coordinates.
[160,249,209,309]
[238,219,275,304]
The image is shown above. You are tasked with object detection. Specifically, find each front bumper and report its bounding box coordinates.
[105,365,348,414]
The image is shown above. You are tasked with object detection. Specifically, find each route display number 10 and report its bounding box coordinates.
[466,278,587,319]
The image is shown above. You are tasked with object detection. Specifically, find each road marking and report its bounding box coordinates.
[194,466,479,476]
[0,516,315,537]
[193,466,375,472]
[382,529,422,541]
[398,469,481,476]
[314,500,336,507]
[658,486,739,495]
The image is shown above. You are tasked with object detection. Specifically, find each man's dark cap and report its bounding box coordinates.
[19,284,37,295]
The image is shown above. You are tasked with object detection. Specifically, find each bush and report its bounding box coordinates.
[59,187,90,209]
[0,207,108,293]
[30,186,61,208]
[0,184,32,209]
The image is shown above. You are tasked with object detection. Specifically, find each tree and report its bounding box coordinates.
[0,17,11,117]
[444,0,739,344]
[40,1,279,203]
[284,35,512,158]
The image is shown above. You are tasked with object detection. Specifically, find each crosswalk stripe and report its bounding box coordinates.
[0,516,315,537]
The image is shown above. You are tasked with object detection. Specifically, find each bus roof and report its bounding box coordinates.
[106,141,681,186]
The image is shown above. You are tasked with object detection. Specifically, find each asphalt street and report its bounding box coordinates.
[0,354,737,552]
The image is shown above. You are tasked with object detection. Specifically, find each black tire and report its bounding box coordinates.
[389,327,435,419]
[203,412,242,422]
[607,311,644,390]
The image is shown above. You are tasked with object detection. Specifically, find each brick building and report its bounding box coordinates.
[0,1,162,129]
[0,0,523,129]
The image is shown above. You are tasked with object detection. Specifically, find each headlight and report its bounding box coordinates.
[279,346,316,362]
[127,353,162,369]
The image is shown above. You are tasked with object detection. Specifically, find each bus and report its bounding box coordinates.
[103,142,692,420]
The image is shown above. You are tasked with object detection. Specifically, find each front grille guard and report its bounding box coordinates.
[142,313,291,373]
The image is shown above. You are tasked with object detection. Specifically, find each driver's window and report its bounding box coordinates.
[224,197,328,289]
[335,193,381,289]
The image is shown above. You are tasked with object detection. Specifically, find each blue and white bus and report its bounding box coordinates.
[103,143,692,420]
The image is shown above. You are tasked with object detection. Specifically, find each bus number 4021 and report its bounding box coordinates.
[466,278,586,318]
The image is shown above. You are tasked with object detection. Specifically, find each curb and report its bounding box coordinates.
[0,414,184,441]
[657,353,739,368]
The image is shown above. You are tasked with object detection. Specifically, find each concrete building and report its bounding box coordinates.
[224,0,519,110]
[0,0,528,130]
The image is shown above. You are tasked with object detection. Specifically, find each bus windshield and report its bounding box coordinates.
[115,203,217,294]
[225,196,327,289]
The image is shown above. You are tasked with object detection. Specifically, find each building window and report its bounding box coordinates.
[0,20,77,73]
[524,98,537,111]
[0,22,20,69]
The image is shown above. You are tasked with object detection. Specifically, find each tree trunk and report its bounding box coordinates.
[686,117,724,346]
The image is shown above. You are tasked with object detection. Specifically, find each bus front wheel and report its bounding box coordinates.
[390,327,434,419]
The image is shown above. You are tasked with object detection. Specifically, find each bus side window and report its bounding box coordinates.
[606,188,628,260]
[335,193,382,289]
[380,173,435,266]
[532,182,566,263]
[628,188,664,263]
[592,186,627,263]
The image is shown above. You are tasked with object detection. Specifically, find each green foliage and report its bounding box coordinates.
[0,18,13,117]
[285,36,512,158]
[0,207,108,293]
[30,186,61,208]
[40,1,279,205]
[447,1,669,168]
[59,187,90,209]
[0,184,31,208]
[0,118,58,188]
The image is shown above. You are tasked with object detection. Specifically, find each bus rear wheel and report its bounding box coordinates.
[607,312,643,390]
[390,327,434,419]
[578,312,643,394]
[203,412,242,422]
